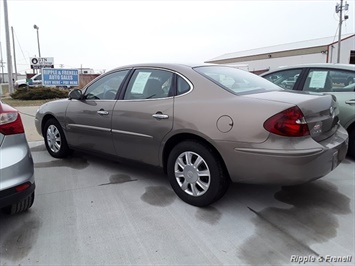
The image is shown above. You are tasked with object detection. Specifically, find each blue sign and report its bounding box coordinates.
[42,68,79,86]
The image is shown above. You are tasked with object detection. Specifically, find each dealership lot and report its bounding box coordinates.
[0,138,354,265]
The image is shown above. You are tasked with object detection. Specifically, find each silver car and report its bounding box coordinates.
[261,63,355,157]
[0,101,35,214]
[35,64,348,206]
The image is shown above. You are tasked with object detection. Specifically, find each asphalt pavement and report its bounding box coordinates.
[0,106,354,265]
[17,106,42,142]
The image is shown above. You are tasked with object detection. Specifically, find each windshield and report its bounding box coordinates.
[194,66,282,95]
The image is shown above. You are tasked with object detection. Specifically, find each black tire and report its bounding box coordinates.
[167,140,230,207]
[44,118,71,158]
[4,192,35,215]
[18,84,29,90]
[348,128,355,158]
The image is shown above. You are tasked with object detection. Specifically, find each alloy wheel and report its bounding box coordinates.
[174,151,211,197]
[46,124,61,153]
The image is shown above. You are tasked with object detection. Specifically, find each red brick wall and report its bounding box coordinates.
[79,74,101,89]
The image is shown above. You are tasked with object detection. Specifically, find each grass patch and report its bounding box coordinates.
[1,97,57,107]
[1,86,69,107]
[11,87,68,100]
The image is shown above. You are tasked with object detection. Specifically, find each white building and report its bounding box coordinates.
[77,67,95,74]
[206,33,355,74]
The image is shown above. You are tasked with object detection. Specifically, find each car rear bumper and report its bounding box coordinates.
[218,125,349,185]
[0,181,35,209]
[0,134,35,208]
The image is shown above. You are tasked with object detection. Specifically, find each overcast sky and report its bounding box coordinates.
[1,0,354,73]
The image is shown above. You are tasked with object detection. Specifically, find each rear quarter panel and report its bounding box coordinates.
[171,76,294,144]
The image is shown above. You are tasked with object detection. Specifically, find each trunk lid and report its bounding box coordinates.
[245,90,339,142]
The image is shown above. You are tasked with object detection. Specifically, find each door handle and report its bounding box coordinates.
[97,109,109,115]
[345,100,355,105]
[152,112,169,120]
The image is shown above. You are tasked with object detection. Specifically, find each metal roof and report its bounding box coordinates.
[207,33,355,62]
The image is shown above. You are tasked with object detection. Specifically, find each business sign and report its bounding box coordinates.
[42,68,79,86]
[31,57,54,69]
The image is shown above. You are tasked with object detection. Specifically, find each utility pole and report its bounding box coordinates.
[3,0,14,93]
[0,42,5,83]
[11,27,17,81]
[336,0,349,63]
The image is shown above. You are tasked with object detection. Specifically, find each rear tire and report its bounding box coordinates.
[44,118,71,158]
[167,140,230,207]
[4,192,35,215]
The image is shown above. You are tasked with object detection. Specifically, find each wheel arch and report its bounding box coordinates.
[41,114,58,136]
[162,133,230,180]
[41,114,69,140]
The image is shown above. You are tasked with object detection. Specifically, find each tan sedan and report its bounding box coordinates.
[35,64,348,206]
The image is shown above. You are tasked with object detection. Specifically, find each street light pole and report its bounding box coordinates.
[11,27,18,81]
[3,0,14,93]
[33,24,41,58]
[0,42,5,83]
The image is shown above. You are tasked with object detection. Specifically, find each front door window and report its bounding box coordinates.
[85,70,129,100]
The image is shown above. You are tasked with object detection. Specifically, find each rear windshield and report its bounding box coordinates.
[194,66,282,95]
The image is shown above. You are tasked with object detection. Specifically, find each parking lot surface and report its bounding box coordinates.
[0,139,354,265]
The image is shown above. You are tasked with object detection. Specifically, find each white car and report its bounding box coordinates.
[262,63,355,157]
[14,73,43,89]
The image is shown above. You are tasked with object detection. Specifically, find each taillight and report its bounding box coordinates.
[0,111,25,135]
[15,182,31,192]
[264,106,309,137]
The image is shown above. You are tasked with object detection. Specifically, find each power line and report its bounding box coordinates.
[13,29,28,63]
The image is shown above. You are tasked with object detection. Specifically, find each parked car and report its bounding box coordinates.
[14,73,43,89]
[281,74,299,89]
[14,73,72,89]
[35,63,348,206]
[261,63,355,157]
[0,101,35,214]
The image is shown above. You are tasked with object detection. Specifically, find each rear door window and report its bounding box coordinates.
[303,69,355,92]
[124,69,173,100]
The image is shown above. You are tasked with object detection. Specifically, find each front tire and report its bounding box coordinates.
[167,140,230,207]
[44,118,71,158]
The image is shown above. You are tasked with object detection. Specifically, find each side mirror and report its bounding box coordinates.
[68,89,83,100]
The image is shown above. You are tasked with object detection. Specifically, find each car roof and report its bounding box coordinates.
[262,63,355,75]
[111,63,202,71]
[109,63,237,73]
